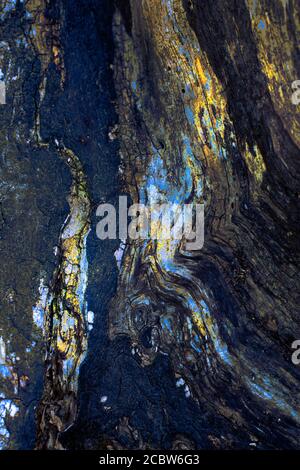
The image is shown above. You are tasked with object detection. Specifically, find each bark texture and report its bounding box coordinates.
[0,0,299,450]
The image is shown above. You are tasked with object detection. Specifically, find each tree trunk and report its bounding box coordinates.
[0,0,299,450]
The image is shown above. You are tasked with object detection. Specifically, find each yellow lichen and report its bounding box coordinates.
[243,143,266,184]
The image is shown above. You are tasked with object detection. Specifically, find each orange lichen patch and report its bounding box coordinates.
[191,309,209,338]
[62,237,80,265]
[192,55,229,161]
[243,143,266,184]
[52,45,61,68]
[195,57,207,87]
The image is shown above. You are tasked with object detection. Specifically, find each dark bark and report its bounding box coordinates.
[0,0,299,450]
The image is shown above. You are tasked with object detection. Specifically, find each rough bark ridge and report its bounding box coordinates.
[0,0,299,450]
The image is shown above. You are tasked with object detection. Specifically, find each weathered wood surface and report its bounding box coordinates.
[0,0,299,450]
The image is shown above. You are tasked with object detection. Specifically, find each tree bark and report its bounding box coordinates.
[0,0,299,450]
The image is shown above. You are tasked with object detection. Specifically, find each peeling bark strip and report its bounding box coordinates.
[0,0,299,451]
[36,143,91,450]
